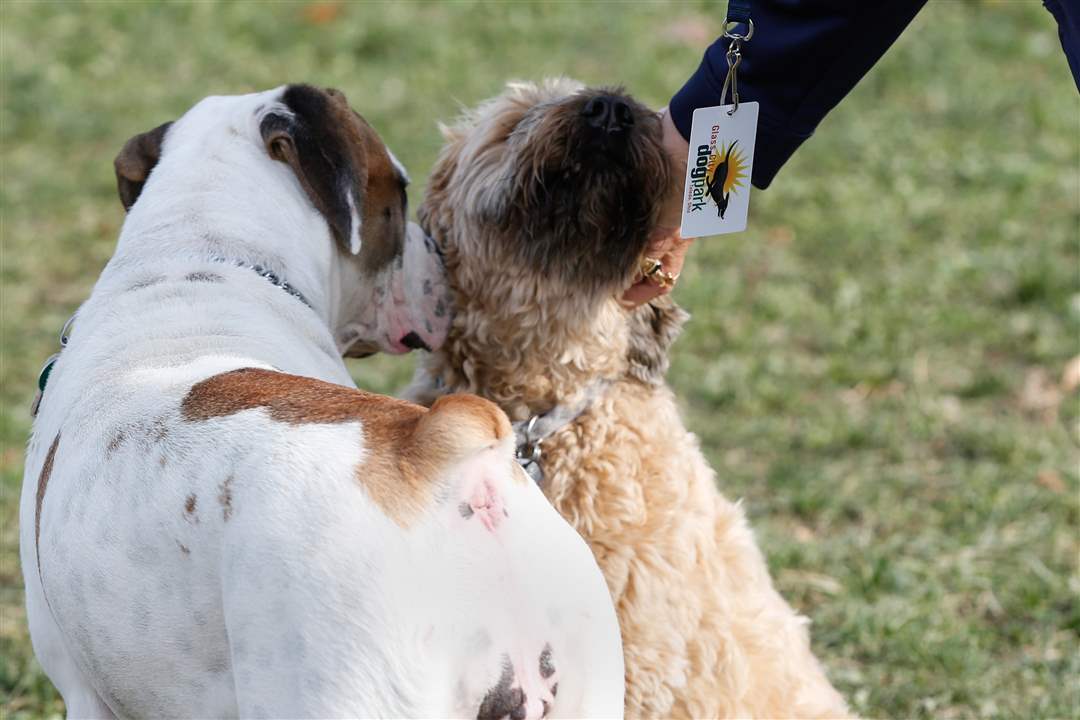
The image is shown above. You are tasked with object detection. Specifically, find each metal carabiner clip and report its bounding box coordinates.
[723,18,754,42]
[720,18,754,116]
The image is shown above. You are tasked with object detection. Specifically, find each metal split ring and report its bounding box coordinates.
[59,313,76,346]
[519,414,543,465]
[723,18,754,42]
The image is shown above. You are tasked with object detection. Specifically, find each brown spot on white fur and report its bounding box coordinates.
[106,431,126,455]
[181,368,510,525]
[149,417,169,443]
[219,475,235,522]
[184,493,198,522]
[35,433,61,578]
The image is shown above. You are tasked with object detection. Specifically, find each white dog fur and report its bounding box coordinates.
[20,85,622,719]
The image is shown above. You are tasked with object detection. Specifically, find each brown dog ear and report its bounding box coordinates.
[114,121,172,211]
[260,85,367,254]
[626,294,689,385]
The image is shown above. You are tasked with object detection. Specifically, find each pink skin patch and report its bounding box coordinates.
[459,478,506,532]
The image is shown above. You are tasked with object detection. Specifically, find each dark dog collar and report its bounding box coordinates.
[211,256,311,309]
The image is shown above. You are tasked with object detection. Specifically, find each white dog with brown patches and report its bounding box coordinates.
[20,85,622,719]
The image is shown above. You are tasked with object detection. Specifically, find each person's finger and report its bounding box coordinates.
[642,233,693,280]
[622,234,693,307]
[622,110,695,310]
[620,278,668,307]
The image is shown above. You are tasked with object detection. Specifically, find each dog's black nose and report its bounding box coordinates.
[581,96,634,134]
[400,331,431,351]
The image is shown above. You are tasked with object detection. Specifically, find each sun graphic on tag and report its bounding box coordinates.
[705,141,749,219]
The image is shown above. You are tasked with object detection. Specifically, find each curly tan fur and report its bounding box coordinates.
[411,79,851,719]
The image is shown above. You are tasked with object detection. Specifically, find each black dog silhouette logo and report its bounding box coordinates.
[705,140,748,219]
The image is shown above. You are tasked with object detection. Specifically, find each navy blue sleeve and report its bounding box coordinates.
[1044,0,1080,91]
[669,1,927,190]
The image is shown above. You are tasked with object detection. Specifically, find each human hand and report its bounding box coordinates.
[621,108,693,307]
[621,230,694,307]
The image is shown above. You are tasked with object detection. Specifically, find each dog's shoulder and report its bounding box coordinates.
[181,367,513,525]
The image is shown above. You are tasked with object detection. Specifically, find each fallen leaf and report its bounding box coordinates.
[766,225,795,246]
[1036,469,1066,494]
[304,1,342,25]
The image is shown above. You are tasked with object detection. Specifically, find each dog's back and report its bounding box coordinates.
[21,84,623,719]
[27,362,622,717]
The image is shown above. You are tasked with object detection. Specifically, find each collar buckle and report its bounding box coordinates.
[512,380,611,486]
[515,415,545,483]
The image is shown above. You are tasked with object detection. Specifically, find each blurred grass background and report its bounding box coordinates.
[1,1,1077,718]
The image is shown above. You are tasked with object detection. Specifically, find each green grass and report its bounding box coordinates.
[2,1,1077,718]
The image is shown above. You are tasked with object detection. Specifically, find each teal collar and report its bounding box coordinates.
[32,314,75,416]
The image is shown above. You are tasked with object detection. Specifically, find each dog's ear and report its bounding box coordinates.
[430,119,511,226]
[260,85,367,255]
[472,174,512,225]
[114,121,172,211]
[626,295,689,385]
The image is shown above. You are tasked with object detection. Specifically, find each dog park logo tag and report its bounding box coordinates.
[680,102,758,238]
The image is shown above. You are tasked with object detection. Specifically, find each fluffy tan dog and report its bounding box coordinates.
[407,79,851,719]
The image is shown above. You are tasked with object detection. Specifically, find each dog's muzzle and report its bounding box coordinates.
[339,223,452,357]
[384,223,452,354]
[581,95,635,135]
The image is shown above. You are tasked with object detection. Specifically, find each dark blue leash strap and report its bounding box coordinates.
[726,0,752,27]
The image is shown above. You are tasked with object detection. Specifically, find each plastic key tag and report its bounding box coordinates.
[679,101,758,238]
